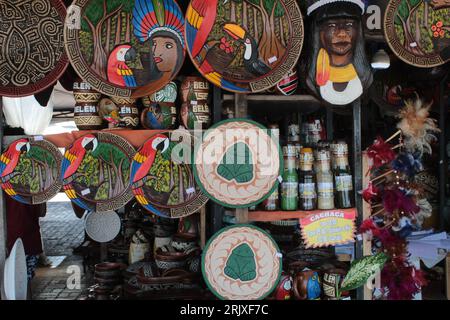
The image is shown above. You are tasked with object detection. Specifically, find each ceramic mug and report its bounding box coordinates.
[273,272,293,300]
[293,269,322,300]
[322,268,348,300]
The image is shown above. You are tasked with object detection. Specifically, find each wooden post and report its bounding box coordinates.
[362,152,373,300]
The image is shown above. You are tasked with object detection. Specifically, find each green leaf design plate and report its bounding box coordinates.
[0,138,63,204]
[202,225,282,300]
[194,119,283,208]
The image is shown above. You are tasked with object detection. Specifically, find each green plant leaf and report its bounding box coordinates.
[224,243,257,282]
[339,253,388,293]
[217,143,254,183]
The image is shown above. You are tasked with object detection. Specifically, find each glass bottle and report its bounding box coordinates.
[281,146,298,211]
[316,149,335,210]
[298,148,317,211]
[263,124,281,211]
[333,141,354,209]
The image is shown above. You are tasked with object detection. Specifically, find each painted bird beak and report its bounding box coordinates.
[125,47,137,62]
[223,23,246,41]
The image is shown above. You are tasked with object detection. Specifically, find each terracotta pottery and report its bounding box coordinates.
[143,82,178,104]
[154,248,189,272]
[292,268,322,300]
[0,0,69,97]
[180,76,211,129]
[61,132,135,212]
[130,131,209,218]
[73,80,103,130]
[0,138,63,205]
[98,98,120,128]
[111,97,140,129]
[384,0,450,68]
[273,272,293,300]
[141,102,177,130]
[185,0,304,93]
[202,225,282,300]
[194,119,283,208]
[136,269,199,291]
[276,69,298,96]
[322,268,348,300]
[64,0,186,98]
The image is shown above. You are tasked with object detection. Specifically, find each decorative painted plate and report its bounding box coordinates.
[130,130,209,218]
[384,0,450,68]
[85,211,122,243]
[64,0,186,98]
[194,119,283,208]
[0,138,63,205]
[0,0,69,97]
[202,225,282,300]
[61,132,135,212]
[4,238,27,300]
[185,0,304,93]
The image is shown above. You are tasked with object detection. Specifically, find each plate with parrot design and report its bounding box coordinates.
[202,225,282,300]
[130,130,209,218]
[185,0,304,93]
[61,132,135,212]
[0,0,69,97]
[384,0,450,68]
[64,0,186,99]
[0,138,63,205]
[193,119,283,209]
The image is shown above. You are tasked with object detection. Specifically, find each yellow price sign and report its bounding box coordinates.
[299,209,356,248]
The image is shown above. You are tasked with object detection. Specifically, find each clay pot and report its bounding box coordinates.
[144,82,178,104]
[111,97,140,129]
[171,234,198,252]
[322,268,348,300]
[136,269,198,292]
[141,102,177,129]
[73,79,103,130]
[154,248,189,272]
[180,76,211,129]
[289,262,322,300]
[273,272,293,300]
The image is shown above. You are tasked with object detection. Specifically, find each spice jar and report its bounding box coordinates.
[281,146,298,211]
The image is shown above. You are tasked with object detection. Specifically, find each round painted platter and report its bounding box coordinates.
[384,0,450,68]
[0,0,69,97]
[4,238,27,300]
[130,130,209,218]
[61,132,135,212]
[64,0,186,98]
[84,211,122,243]
[0,137,63,205]
[185,0,304,93]
[194,119,283,209]
[202,225,282,300]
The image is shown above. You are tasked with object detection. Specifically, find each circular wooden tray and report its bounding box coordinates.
[64,0,186,98]
[194,119,283,208]
[0,0,69,97]
[384,0,450,68]
[202,225,282,300]
[61,132,135,212]
[130,130,208,218]
[185,0,304,93]
[0,138,63,205]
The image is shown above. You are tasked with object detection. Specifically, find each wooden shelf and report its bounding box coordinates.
[246,208,357,222]
[223,94,320,103]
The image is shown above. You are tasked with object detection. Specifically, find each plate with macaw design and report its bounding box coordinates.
[185,0,304,93]
[130,130,209,218]
[202,225,282,300]
[64,0,186,98]
[193,119,283,208]
[0,138,63,205]
[61,132,135,212]
[384,0,450,68]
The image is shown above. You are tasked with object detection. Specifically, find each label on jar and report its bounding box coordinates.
[317,182,334,195]
[282,182,298,198]
[336,175,353,192]
[299,183,316,199]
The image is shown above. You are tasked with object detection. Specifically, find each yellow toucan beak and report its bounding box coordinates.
[223,23,246,40]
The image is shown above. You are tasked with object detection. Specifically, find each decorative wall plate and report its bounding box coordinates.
[384,0,450,68]
[64,0,186,98]
[185,0,304,93]
[130,130,208,218]
[202,225,282,300]
[0,138,63,205]
[194,119,282,208]
[3,238,27,300]
[61,132,135,212]
[0,0,69,97]
[84,211,122,243]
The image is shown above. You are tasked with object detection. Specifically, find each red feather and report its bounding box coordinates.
[367,137,396,169]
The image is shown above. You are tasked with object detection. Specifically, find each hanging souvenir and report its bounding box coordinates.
[64,0,185,98]
[202,225,282,300]
[98,98,120,128]
[130,130,208,218]
[185,0,304,93]
[0,0,69,97]
[384,0,450,68]
[305,0,373,106]
[141,82,178,129]
[180,76,211,129]
[61,132,135,212]
[111,97,140,129]
[73,79,103,130]
[0,138,63,205]
[194,119,283,208]
[276,69,299,96]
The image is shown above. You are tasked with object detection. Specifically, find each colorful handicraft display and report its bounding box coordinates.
[0,138,63,205]
[384,0,450,68]
[141,82,178,130]
[65,0,185,98]
[61,132,135,212]
[202,225,282,300]
[180,76,211,129]
[0,0,69,97]
[185,0,304,93]
[306,0,373,105]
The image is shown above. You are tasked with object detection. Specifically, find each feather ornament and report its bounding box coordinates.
[367,137,397,169]
[382,188,420,215]
[392,152,423,178]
